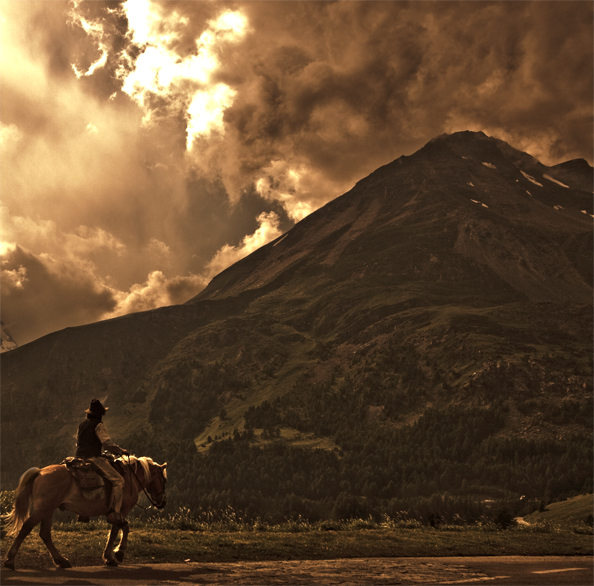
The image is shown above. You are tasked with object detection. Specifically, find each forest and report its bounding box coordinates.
[128,397,592,524]
[115,328,594,525]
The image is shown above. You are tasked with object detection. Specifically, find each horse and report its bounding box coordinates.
[2,455,167,569]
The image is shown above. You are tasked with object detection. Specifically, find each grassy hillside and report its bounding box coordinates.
[525,494,593,525]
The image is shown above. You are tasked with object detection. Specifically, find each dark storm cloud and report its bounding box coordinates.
[1,246,117,345]
[217,0,593,186]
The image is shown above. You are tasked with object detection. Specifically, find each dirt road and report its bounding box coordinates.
[1,556,592,585]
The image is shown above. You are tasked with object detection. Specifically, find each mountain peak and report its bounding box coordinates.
[193,129,592,305]
[428,130,489,144]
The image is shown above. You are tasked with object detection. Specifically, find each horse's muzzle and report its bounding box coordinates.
[156,496,167,509]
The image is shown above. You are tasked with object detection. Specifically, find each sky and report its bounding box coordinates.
[1,0,593,347]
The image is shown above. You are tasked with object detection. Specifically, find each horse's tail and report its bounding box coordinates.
[2,467,41,538]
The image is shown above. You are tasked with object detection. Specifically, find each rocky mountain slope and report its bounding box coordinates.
[2,131,592,517]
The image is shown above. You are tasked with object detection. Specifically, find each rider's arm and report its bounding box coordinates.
[95,422,128,455]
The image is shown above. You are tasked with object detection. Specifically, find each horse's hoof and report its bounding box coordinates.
[4,560,15,571]
[105,559,118,567]
[115,551,124,562]
[58,559,72,569]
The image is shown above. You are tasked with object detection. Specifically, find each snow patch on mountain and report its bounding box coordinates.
[470,199,489,208]
[543,174,570,188]
[273,234,289,247]
[520,170,543,187]
[482,162,497,169]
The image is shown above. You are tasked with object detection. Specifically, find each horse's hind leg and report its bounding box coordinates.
[39,513,71,569]
[4,515,42,570]
[114,521,129,562]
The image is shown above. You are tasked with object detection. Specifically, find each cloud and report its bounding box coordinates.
[0,204,280,344]
[115,0,249,143]
[0,122,23,153]
[108,270,208,316]
[0,238,208,345]
[255,160,339,222]
[66,0,593,190]
[205,211,282,278]
[1,245,117,345]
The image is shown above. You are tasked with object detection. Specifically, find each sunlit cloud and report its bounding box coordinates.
[0,122,23,153]
[1,266,27,290]
[256,161,346,222]
[146,238,171,259]
[113,0,249,138]
[205,211,282,278]
[2,207,126,260]
[68,0,109,78]
[107,270,207,316]
[187,84,237,148]
[0,241,17,257]
[68,226,127,257]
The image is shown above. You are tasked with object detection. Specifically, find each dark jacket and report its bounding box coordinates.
[76,416,103,458]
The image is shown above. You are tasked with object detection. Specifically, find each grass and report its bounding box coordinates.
[2,516,591,569]
[525,494,593,525]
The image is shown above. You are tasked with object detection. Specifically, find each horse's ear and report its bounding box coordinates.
[161,463,167,468]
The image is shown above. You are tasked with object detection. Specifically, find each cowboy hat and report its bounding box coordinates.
[85,399,108,415]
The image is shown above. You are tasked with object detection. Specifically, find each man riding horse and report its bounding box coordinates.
[76,399,129,525]
[3,400,166,569]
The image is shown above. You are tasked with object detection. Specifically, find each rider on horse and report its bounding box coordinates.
[76,399,129,525]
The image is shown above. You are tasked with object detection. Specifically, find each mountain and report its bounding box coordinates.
[2,131,592,521]
[1,322,18,353]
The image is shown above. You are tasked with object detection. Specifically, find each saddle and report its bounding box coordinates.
[61,457,123,522]
[62,457,105,491]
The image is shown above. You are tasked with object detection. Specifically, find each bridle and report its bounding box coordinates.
[125,456,167,510]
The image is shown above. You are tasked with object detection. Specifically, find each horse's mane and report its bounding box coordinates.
[117,455,159,484]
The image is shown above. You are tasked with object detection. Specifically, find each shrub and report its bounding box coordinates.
[493,508,517,529]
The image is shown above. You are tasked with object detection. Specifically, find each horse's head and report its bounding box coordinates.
[147,461,167,510]
[131,457,167,509]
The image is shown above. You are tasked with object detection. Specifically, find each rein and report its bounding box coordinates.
[124,455,164,510]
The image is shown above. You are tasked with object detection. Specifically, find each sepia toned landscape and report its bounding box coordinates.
[1,1,592,583]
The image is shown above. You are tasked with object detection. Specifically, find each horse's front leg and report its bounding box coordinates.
[39,513,71,568]
[102,524,120,566]
[114,521,129,563]
[4,515,42,570]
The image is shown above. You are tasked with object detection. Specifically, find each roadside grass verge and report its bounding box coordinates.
[2,518,591,569]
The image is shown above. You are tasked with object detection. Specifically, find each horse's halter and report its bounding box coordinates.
[128,458,167,510]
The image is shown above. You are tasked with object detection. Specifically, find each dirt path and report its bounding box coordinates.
[1,556,592,585]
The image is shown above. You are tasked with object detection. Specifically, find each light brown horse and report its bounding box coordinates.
[2,456,167,569]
